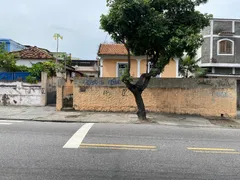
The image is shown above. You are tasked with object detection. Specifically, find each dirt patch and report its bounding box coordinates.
[65,115,80,118]
[208,119,240,128]
[65,112,91,119]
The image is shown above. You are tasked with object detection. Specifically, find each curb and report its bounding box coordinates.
[0,118,139,124]
[1,118,239,128]
[0,118,84,123]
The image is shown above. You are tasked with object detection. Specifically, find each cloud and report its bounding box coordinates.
[1,0,240,59]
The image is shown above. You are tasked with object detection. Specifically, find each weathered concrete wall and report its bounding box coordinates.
[0,81,43,106]
[56,78,65,111]
[73,78,237,118]
[213,21,232,34]
[56,76,73,110]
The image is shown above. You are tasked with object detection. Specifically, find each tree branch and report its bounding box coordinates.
[135,73,151,92]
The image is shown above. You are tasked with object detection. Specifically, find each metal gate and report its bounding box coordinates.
[47,77,57,105]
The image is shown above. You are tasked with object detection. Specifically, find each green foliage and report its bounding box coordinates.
[62,54,72,66]
[100,0,211,78]
[0,43,30,72]
[0,43,65,82]
[28,60,69,80]
[53,33,63,40]
[29,61,56,79]
[195,67,208,78]
[26,75,38,84]
[179,56,207,78]
[12,65,30,72]
[55,63,65,73]
[29,63,44,79]
[0,43,17,71]
[121,67,133,83]
[41,61,56,77]
[53,52,72,66]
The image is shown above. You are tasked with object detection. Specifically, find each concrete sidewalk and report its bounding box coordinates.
[0,106,240,128]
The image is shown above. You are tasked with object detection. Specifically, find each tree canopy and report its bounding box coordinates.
[0,43,16,71]
[101,0,211,75]
[100,0,211,120]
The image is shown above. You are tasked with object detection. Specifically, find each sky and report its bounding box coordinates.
[0,0,239,59]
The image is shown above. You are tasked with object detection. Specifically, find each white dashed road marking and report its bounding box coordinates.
[63,123,94,149]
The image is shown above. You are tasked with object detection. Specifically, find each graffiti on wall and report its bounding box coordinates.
[122,89,128,96]
[84,79,104,86]
[81,78,123,86]
[214,91,229,98]
[103,90,111,96]
[102,89,129,97]
[108,78,121,86]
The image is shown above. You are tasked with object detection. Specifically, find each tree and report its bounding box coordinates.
[100,0,211,120]
[179,56,207,78]
[53,33,63,62]
[0,43,16,71]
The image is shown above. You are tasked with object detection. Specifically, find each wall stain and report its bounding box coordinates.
[122,89,128,96]
[2,94,10,106]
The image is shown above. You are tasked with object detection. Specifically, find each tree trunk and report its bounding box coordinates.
[122,45,150,121]
[133,90,146,120]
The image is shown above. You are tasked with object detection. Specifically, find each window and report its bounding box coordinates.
[148,62,160,78]
[117,63,128,77]
[148,62,153,73]
[215,68,232,75]
[218,39,234,55]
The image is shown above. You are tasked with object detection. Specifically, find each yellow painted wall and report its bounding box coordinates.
[103,58,177,78]
[73,86,236,118]
[140,59,147,75]
[161,59,177,78]
[72,78,237,118]
[103,59,137,77]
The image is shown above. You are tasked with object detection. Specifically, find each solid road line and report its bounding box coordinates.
[63,123,94,149]
[193,151,240,155]
[187,147,236,151]
[80,146,156,151]
[81,143,156,149]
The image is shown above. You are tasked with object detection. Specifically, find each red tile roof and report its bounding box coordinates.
[12,46,54,59]
[98,44,128,56]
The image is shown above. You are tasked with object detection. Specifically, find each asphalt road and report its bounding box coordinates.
[0,120,240,180]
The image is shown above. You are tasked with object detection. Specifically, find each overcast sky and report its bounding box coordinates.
[0,0,238,59]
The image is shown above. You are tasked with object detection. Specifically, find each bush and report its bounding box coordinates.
[29,63,45,79]
[20,61,65,81]
[12,65,30,72]
[26,75,38,84]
